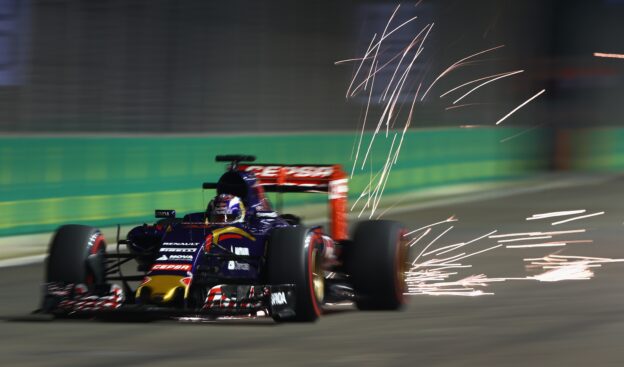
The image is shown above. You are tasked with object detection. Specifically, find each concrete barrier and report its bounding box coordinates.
[557,128,624,171]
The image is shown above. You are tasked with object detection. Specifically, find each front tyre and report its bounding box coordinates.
[267,226,323,322]
[348,220,408,310]
[46,224,107,288]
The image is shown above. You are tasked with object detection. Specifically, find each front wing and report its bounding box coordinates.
[40,282,297,320]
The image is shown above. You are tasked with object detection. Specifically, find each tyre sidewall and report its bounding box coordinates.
[46,224,106,287]
[348,220,406,310]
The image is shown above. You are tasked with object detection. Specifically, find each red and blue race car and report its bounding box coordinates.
[40,155,408,322]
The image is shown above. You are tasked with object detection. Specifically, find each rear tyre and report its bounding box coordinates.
[46,224,107,288]
[348,220,408,310]
[267,226,323,322]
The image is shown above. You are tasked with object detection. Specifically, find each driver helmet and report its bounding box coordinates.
[207,194,245,223]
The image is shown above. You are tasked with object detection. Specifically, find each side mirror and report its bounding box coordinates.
[155,209,176,219]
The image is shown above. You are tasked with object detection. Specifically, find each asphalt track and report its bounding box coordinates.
[2,174,624,367]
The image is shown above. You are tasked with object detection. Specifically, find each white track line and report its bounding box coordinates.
[0,254,46,268]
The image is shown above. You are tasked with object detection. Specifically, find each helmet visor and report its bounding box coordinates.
[209,213,240,223]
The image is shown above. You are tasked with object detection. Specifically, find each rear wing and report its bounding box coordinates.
[238,164,348,240]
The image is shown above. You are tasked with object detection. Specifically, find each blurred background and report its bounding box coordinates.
[1,0,624,236]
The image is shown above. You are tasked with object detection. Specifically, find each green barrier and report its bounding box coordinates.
[0,128,550,236]
[564,128,624,171]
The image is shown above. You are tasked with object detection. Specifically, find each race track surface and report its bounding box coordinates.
[2,175,624,367]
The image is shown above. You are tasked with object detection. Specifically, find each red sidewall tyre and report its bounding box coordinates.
[267,226,322,322]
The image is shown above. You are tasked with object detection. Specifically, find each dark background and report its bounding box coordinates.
[0,0,623,133]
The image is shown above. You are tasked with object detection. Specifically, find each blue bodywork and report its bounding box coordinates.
[126,167,294,304]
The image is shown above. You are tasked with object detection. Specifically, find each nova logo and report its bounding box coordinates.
[271,291,287,306]
[169,255,193,261]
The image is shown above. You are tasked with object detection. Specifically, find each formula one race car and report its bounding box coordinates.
[39,155,408,322]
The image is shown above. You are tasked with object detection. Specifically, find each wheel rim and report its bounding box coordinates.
[395,230,409,302]
[311,248,324,303]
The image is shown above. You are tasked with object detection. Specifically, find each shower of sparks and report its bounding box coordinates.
[405,212,621,297]
[551,211,605,226]
[406,273,502,296]
[495,89,546,125]
[338,6,537,218]
[336,5,436,218]
[406,218,504,296]
[526,209,586,220]
[357,29,430,172]
[593,52,624,59]
[525,255,624,282]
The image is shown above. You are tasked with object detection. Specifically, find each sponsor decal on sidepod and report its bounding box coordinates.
[169,255,193,261]
[271,291,287,306]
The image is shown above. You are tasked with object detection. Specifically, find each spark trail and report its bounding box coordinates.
[495,89,546,125]
[450,70,524,105]
[593,52,624,59]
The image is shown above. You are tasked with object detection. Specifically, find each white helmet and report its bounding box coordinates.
[207,194,245,223]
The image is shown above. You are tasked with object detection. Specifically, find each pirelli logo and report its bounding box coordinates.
[160,248,196,253]
[151,264,192,272]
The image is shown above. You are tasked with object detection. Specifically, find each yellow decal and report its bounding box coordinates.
[135,275,190,303]
[211,226,255,244]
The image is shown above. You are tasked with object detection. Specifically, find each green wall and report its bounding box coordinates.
[0,128,550,236]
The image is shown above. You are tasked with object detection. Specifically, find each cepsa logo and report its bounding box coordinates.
[244,165,334,178]
[151,264,192,272]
